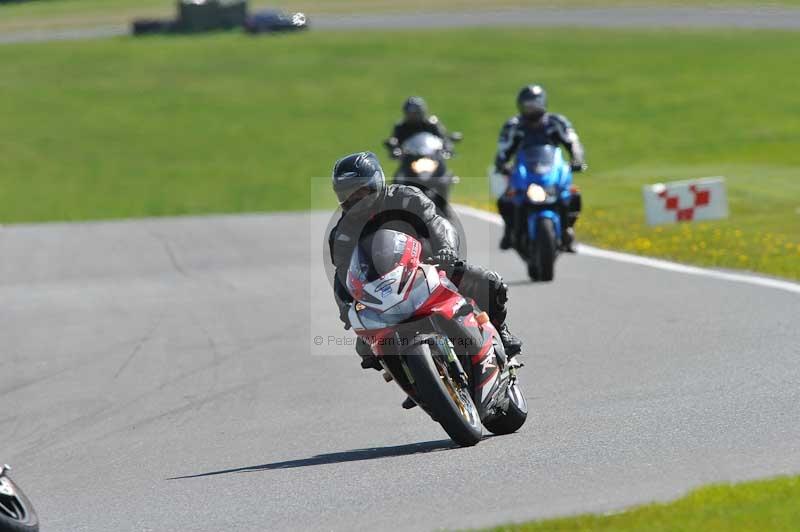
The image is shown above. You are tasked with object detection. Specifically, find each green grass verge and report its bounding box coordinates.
[0,29,798,278]
[480,475,800,531]
[2,0,800,32]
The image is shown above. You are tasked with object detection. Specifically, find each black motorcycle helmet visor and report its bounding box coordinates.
[339,182,379,211]
[405,108,425,123]
[403,97,427,123]
[519,98,546,118]
[332,151,386,211]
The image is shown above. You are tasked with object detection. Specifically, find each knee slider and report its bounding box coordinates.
[495,280,509,306]
[569,192,582,213]
[356,337,372,357]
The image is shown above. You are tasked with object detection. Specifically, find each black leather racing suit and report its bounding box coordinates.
[494,113,586,238]
[328,184,512,335]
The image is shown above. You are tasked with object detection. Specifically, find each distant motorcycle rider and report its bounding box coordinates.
[328,152,522,382]
[384,96,454,160]
[494,84,587,251]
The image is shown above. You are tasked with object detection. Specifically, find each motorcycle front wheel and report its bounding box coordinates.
[528,217,557,282]
[0,473,39,532]
[403,342,482,447]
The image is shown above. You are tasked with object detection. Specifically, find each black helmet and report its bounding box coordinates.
[517,84,547,120]
[332,152,386,212]
[403,96,428,123]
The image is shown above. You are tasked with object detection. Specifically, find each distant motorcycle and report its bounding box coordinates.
[391,132,462,218]
[0,465,38,532]
[509,145,581,282]
[346,229,527,447]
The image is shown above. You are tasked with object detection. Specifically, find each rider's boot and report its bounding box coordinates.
[499,232,513,251]
[563,194,580,253]
[401,397,418,409]
[563,227,577,253]
[491,278,522,358]
[497,322,522,358]
[498,198,515,250]
[356,337,381,371]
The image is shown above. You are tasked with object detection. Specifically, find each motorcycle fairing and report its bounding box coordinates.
[511,145,572,192]
[512,145,572,241]
[346,230,422,312]
[469,324,504,407]
[395,132,452,210]
[528,209,562,242]
[349,264,449,332]
[401,132,445,159]
[411,265,464,320]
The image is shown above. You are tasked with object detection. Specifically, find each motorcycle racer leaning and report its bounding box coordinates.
[328,152,523,399]
[494,84,587,251]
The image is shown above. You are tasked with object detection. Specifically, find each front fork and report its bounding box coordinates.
[389,315,509,419]
[434,312,511,417]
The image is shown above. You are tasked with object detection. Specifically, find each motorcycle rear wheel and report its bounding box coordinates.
[483,378,528,435]
[404,342,482,447]
[0,474,39,532]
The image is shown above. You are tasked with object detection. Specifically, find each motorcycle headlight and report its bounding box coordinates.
[527,184,547,203]
[410,158,439,175]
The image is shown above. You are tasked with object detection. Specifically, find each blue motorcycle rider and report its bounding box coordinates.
[494,85,587,252]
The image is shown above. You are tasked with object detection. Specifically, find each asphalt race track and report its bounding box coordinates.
[3,7,800,44]
[2,210,799,531]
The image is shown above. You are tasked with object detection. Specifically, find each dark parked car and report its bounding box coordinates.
[244,10,308,33]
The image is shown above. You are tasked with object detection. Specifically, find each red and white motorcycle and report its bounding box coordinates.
[346,229,527,446]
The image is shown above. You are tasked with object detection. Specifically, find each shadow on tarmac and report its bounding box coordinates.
[168,439,458,480]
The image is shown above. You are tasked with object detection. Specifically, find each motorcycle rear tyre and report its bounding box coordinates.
[483,379,528,435]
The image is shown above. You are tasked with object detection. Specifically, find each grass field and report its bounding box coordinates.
[480,475,800,531]
[1,29,798,278]
[2,0,800,32]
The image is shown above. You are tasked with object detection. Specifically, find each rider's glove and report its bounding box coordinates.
[427,249,465,283]
[495,165,512,179]
[571,161,588,173]
[339,302,352,330]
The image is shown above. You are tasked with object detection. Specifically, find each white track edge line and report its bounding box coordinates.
[453,204,800,296]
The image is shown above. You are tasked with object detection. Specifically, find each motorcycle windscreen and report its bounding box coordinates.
[401,132,444,158]
[513,145,561,189]
[346,229,422,312]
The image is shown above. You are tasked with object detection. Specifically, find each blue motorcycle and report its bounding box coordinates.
[510,145,579,282]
